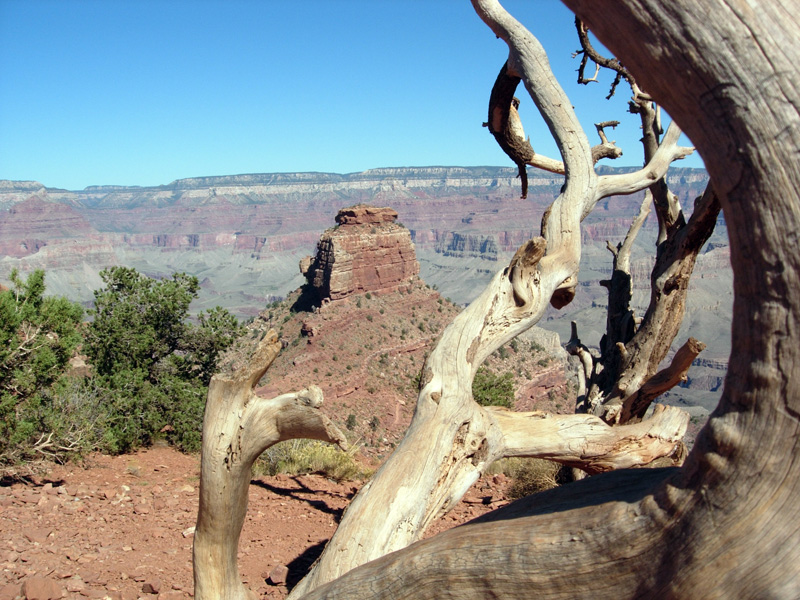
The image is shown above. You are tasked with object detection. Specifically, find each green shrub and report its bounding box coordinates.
[411,371,422,391]
[0,269,84,464]
[10,377,106,462]
[472,366,515,408]
[0,266,242,465]
[83,267,241,455]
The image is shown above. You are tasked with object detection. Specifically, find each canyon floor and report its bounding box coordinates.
[0,445,512,600]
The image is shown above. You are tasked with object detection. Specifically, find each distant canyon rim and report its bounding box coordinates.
[0,166,728,417]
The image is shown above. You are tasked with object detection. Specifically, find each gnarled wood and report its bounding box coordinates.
[489,403,687,473]
[305,0,800,597]
[595,183,720,422]
[618,336,705,423]
[286,3,693,596]
[485,64,626,189]
[568,21,722,423]
[193,320,346,600]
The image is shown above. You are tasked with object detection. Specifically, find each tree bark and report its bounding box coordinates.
[300,0,800,597]
[287,4,692,596]
[193,321,346,600]
[583,184,720,422]
[568,14,721,425]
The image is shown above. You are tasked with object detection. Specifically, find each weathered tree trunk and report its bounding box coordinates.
[298,0,800,597]
[287,4,694,595]
[575,182,720,423]
[193,321,346,600]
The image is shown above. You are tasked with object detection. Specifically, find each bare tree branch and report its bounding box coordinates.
[618,337,706,422]
[597,192,651,371]
[489,404,688,473]
[596,122,693,198]
[193,322,346,600]
[574,16,636,99]
[291,0,800,596]
[595,185,720,421]
[287,3,697,595]
[484,68,625,189]
[484,62,535,197]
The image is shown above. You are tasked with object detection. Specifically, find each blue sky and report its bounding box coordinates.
[0,1,703,191]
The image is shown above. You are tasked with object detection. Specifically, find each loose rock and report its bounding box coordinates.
[20,576,63,600]
[267,565,289,586]
[142,578,161,594]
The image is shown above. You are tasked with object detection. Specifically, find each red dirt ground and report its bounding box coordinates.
[0,446,511,600]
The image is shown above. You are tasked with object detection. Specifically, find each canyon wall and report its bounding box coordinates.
[0,166,726,413]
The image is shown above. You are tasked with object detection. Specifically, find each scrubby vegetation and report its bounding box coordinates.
[489,457,568,499]
[0,269,84,463]
[472,365,516,408]
[0,267,243,466]
[83,267,243,454]
[0,267,565,495]
[254,439,370,482]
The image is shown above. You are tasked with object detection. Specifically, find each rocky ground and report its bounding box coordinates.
[0,446,511,600]
[257,279,573,462]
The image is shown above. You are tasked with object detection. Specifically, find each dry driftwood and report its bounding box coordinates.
[297,0,800,597]
[193,319,346,600]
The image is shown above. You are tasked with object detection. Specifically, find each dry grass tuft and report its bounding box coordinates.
[254,439,371,482]
[489,457,564,499]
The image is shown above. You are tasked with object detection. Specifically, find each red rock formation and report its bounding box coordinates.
[0,195,92,258]
[335,205,399,226]
[300,205,420,301]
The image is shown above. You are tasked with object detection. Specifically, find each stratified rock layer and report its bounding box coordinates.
[300,205,419,301]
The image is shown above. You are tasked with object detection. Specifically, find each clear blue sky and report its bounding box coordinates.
[0,0,703,191]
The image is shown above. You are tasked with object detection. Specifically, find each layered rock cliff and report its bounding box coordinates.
[0,196,94,258]
[0,167,727,414]
[300,206,419,302]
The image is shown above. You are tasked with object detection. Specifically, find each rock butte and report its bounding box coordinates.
[300,205,420,302]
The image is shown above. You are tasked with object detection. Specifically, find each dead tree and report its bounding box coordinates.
[291,0,800,597]
[565,18,722,426]
[193,320,347,600]
[288,1,702,595]
[194,1,719,598]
